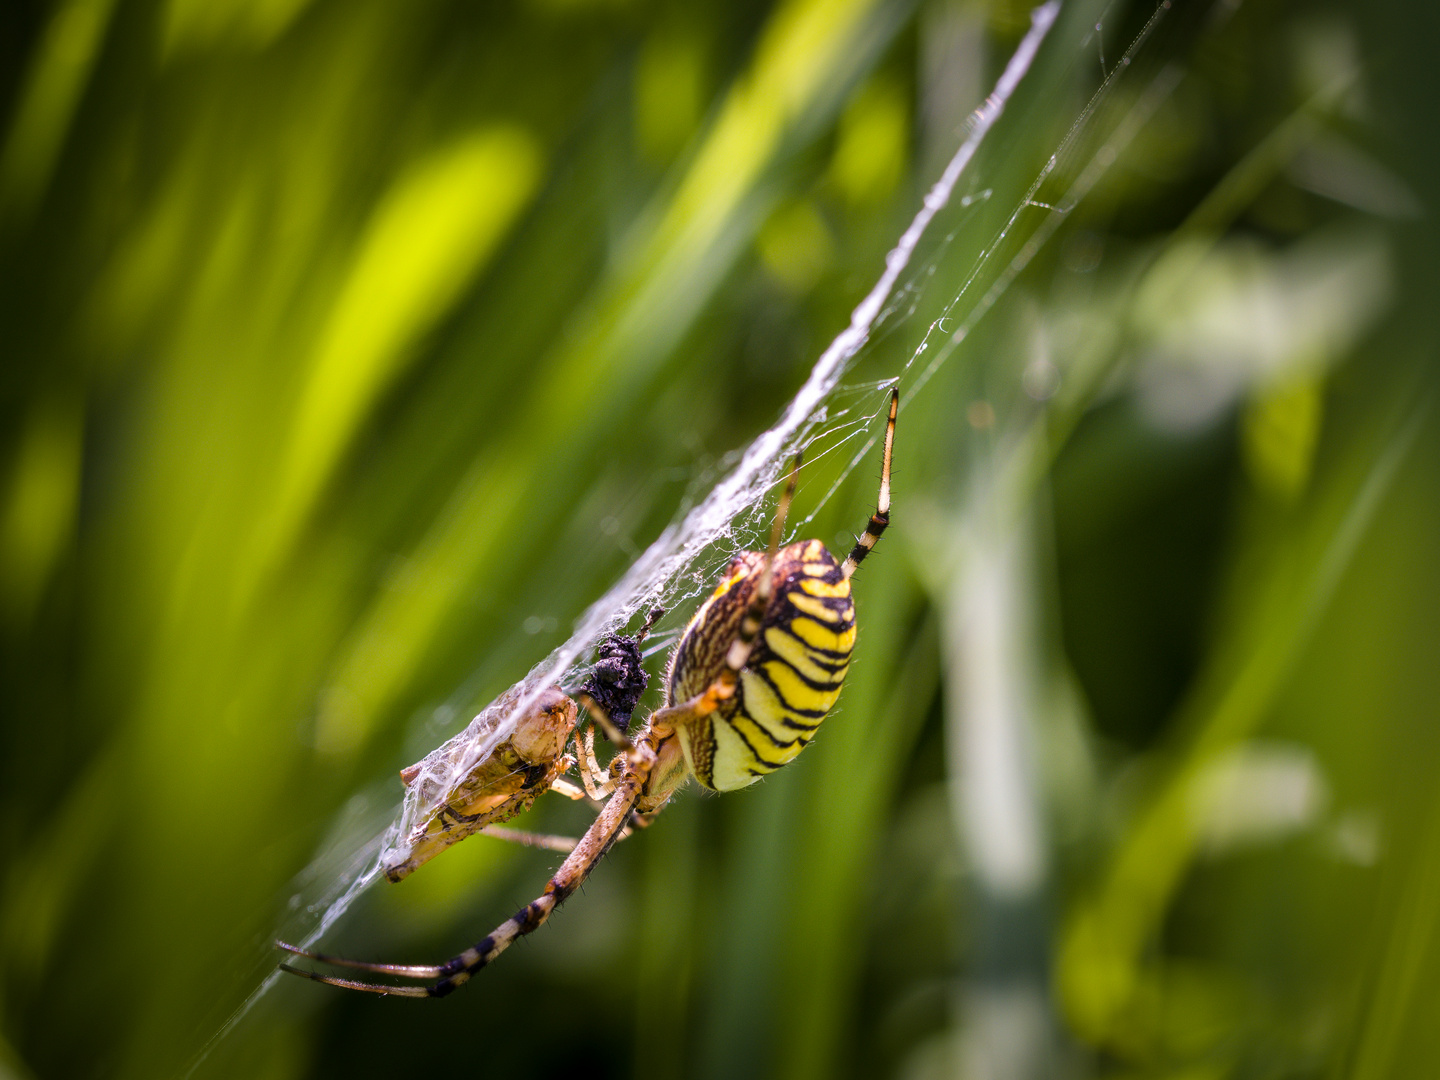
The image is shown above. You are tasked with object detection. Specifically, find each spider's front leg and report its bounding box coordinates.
[647,452,802,744]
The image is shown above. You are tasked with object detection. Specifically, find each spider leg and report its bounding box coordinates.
[575,723,616,800]
[277,965,436,997]
[648,457,802,734]
[840,387,897,579]
[278,745,655,996]
[276,942,448,980]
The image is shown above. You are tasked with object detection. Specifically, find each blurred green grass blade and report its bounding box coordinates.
[161,0,316,57]
[1057,388,1431,1049]
[0,394,82,624]
[1349,791,1440,1080]
[0,0,116,221]
[630,797,702,1080]
[257,126,543,603]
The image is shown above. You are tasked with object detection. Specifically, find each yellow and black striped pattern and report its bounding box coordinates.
[666,539,856,791]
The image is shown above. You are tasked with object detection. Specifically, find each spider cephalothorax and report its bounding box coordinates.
[279,388,897,996]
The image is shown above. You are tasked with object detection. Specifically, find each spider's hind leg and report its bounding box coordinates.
[279,750,654,996]
[650,454,804,735]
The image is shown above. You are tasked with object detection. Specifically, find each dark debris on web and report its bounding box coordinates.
[580,606,665,737]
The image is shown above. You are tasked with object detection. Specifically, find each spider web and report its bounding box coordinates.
[191,0,1197,1065]
[350,0,1062,920]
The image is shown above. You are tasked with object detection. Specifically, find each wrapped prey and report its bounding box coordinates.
[381,688,578,882]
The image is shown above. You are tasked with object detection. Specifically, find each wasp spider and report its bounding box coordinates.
[279,388,898,996]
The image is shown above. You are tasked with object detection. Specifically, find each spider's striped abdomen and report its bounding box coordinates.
[667,539,856,791]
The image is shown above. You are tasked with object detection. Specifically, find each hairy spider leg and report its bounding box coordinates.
[574,721,612,799]
[278,752,654,997]
[840,387,897,580]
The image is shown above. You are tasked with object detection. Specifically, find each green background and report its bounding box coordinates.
[2,0,1438,1077]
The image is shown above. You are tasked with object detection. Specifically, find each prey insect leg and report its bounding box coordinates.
[549,777,589,801]
[478,826,579,853]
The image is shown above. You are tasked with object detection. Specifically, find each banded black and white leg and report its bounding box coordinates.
[278,748,655,996]
[840,387,897,580]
